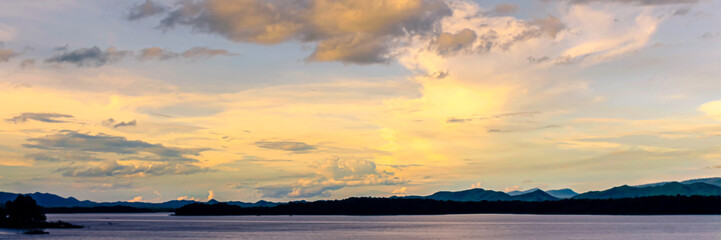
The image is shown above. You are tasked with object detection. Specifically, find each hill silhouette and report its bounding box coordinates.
[545,189,578,199]
[573,182,721,199]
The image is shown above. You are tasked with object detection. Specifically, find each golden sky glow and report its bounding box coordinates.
[0,0,719,202]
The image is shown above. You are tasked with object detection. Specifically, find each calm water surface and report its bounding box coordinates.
[0,213,718,239]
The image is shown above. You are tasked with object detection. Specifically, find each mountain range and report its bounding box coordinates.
[2,177,719,209]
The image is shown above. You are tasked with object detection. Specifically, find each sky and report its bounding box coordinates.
[0,0,719,203]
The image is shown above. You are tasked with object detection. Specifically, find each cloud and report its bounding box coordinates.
[256,156,406,198]
[102,118,137,128]
[446,117,472,123]
[392,187,407,195]
[207,190,215,201]
[127,0,167,20]
[23,130,207,162]
[476,111,541,120]
[504,186,521,192]
[672,6,692,16]
[255,141,316,152]
[559,0,699,5]
[150,0,452,64]
[491,4,518,15]
[487,124,562,133]
[470,182,483,188]
[180,47,232,58]
[176,190,216,201]
[137,47,232,61]
[19,59,35,69]
[7,112,74,123]
[0,47,18,62]
[527,56,550,63]
[59,160,207,177]
[137,47,176,60]
[701,32,720,40]
[45,46,131,67]
[698,100,721,121]
[25,151,101,162]
[128,196,144,202]
[433,28,477,55]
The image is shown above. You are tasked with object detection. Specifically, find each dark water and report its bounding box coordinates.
[1,213,719,239]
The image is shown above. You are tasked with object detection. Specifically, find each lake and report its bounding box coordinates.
[1,213,719,239]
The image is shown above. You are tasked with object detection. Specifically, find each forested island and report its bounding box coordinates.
[0,195,82,234]
[175,195,721,216]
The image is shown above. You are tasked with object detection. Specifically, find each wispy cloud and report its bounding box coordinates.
[127,0,167,20]
[45,46,131,67]
[7,112,74,123]
[23,130,208,162]
[255,141,317,153]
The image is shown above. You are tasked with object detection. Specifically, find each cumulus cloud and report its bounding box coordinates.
[7,112,74,123]
[23,130,207,162]
[58,160,207,177]
[102,118,137,128]
[137,47,232,61]
[256,156,405,198]
[149,0,452,64]
[255,141,316,152]
[433,28,477,55]
[127,0,167,20]
[0,47,18,62]
[44,46,131,67]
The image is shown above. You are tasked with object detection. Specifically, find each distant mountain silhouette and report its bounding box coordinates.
[3,177,719,211]
[423,188,513,201]
[634,177,721,188]
[0,192,95,208]
[510,190,559,201]
[506,188,540,196]
[573,182,721,199]
[401,188,558,202]
[545,189,578,199]
[0,192,279,209]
